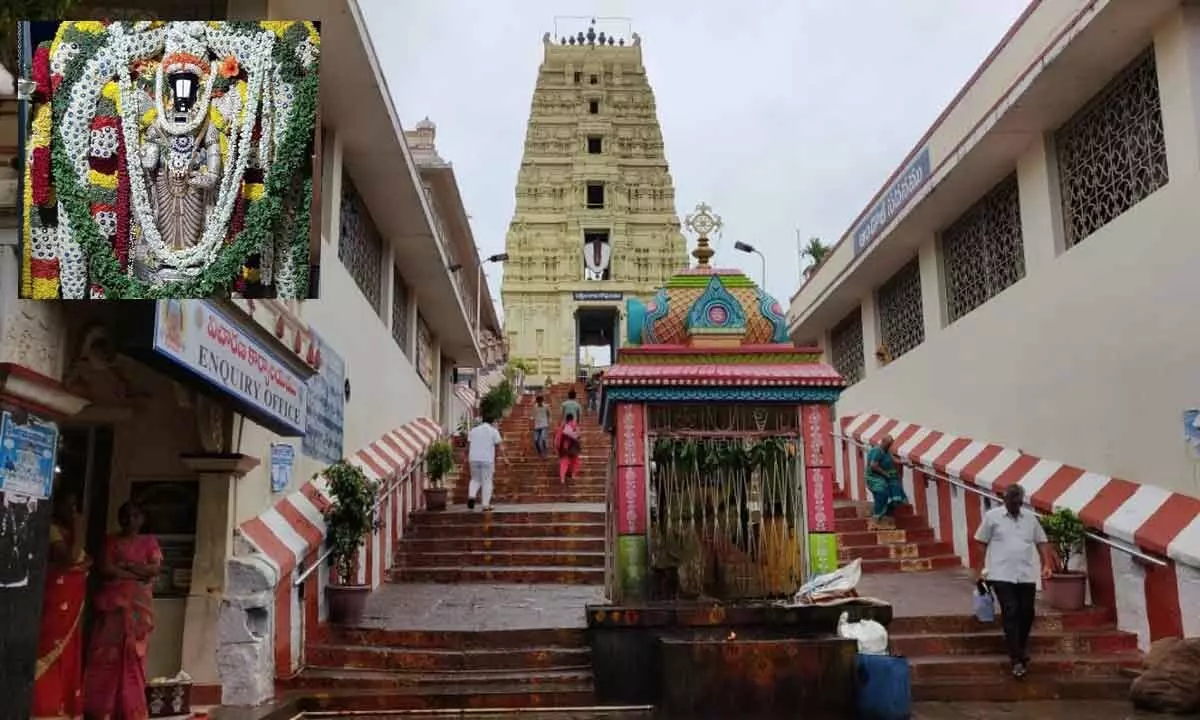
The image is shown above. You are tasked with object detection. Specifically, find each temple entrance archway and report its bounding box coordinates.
[575,307,618,382]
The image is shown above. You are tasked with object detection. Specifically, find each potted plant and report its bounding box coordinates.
[1040,507,1088,611]
[323,460,377,625]
[424,439,455,511]
[453,418,470,448]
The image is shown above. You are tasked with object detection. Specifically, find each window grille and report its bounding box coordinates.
[942,174,1024,323]
[876,258,924,361]
[829,308,865,386]
[338,174,383,313]
[1056,48,1168,248]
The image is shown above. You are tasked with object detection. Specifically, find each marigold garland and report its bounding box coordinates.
[32,20,321,299]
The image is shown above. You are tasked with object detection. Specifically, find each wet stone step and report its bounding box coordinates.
[397,537,607,553]
[286,668,594,690]
[911,676,1132,702]
[412,510,606,524]
[390,566,605,585]
[398,550,607,569]
[305,643,591,672]
[891,629,1139,657]
[835,515,928,533]
[310,626,589,649]
[837,527,936,547]
[906,653,1143,682]
[297,684,597,712]
[838,541,953,561]
[857,555,962,573]
[406,523,607,539]
[887,606,1117,635]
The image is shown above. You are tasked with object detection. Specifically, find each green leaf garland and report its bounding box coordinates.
[48,21,319,299]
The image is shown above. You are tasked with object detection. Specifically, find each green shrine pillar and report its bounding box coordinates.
[613,402,648,600]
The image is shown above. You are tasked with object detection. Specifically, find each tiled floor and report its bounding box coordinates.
[858,567,1070,617]
[353,582,606,631]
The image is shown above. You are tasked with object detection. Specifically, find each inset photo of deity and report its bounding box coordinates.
[18,20,321,300]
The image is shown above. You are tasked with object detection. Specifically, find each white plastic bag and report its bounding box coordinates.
[837,610,889,655]
[792,558,863,605]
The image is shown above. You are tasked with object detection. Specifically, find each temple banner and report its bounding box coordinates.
[805,466,835,533]
[801,404,834,467]
[808,533,839,575]
[616,465,647,535]
[615,403,645,467]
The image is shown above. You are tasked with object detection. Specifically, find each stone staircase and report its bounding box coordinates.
[288,626,598,711]
[387,382,608,585]
[834,491,1140,702]
[835,501,959,572]
[392,508,606,584]
[281,383,613,711]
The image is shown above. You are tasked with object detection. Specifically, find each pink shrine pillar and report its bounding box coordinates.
[801,404,839,575]
[613,402,648,600]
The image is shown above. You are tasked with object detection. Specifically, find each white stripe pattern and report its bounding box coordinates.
[1103,485,1172,547]
[972,448,1022,490]
[942,441,989,479]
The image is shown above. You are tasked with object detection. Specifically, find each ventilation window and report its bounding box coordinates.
[587,136,603,154]
[588,100,599,114]
[586,183,605,209]
[590,74,599,85]
[574,71,582,83]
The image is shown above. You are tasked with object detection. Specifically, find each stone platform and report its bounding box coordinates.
[585,599,892,714]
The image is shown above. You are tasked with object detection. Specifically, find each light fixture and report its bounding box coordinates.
[733,241,766,288]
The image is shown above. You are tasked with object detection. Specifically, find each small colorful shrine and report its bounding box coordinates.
[600,203,847,602]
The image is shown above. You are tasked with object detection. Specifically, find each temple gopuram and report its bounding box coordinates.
[500,20,690,383]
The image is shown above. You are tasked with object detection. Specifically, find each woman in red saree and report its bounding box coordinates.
[32,491,89,720]
[82,502,162,720]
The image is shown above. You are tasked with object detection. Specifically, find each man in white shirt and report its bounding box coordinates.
[466,410,507,511]
[973,483,1057,679]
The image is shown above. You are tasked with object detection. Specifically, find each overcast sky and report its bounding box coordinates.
[361,0,1031,311]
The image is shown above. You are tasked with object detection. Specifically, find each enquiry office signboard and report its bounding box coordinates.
[153,300,307,435]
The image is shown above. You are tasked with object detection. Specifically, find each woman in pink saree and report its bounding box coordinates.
[83,502,162,719]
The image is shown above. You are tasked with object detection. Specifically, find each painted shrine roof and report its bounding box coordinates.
[604,361,844,387]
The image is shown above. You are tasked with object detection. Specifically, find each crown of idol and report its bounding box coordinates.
[163,21,210,75]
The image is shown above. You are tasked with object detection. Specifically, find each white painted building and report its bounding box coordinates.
[0,0,498,707]
[788,0,1200,644]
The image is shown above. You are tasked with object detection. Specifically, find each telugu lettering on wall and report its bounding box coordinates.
[153,300,307,434]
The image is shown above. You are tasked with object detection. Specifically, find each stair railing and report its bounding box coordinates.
[833,433,1167,568]
[291,460,429,669]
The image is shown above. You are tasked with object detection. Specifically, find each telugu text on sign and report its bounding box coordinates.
[801,404,833,467]
[616,403,645,467]
[154,300,307,434]
[616,465,646,534]
[805,466,835,533]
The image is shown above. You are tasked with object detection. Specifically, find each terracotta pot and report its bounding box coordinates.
[1043,571,1087,611]
[425,486,448,511]
[325,583,370,625]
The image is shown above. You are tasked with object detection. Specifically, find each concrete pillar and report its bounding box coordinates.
[916,238,943,334]
[1155,5,1200,177]
[1017,134,1067,272]
[859,291,881,376]
[178,453,261,691]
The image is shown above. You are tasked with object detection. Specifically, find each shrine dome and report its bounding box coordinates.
[625,204,790,347]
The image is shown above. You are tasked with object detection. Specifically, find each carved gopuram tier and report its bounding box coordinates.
[501,25,690,383]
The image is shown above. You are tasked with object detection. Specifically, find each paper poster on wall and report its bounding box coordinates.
[1184,409,1200,459]
[271,443,295,493]
[808,533,839,576]
[0,411,59,500]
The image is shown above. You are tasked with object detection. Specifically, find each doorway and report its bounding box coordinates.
[57,425,115,645]
[575,307,618,382]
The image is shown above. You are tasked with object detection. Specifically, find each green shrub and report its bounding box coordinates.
[425,439,455,488]
[1041,507,1087,570]
[323,461,378,585]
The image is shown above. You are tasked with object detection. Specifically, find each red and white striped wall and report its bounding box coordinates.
[836,413,1200,647]
[234,416,441,677]
[453,382,477,409]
